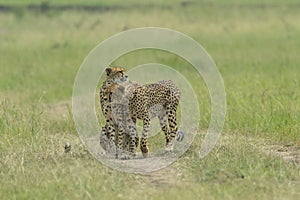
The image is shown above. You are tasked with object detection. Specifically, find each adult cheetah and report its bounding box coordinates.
[99,67,182,158]
[127,80,181,157]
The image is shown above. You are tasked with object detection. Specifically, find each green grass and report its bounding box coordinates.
[0,1,300,199]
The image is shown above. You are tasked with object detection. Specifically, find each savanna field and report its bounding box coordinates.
[0,0,299,199]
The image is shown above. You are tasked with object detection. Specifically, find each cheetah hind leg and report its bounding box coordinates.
[140,117,150,158]
[165,104,179,153]
[158,112,173,153]
[129,117,139,156]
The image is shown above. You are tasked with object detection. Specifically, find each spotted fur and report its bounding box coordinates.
[99,67,181,158]
[128,80,181,157]
[99,67,130,157]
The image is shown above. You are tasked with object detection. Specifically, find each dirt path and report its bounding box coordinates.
[261,143,300,165]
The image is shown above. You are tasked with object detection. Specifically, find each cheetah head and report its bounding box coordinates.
[105,66,128,83]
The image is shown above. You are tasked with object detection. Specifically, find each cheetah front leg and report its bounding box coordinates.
[127,120,139,157]
[112,105,128,159]
[115,123,125,159]
[140,116,151,158]
[105,120,117,156]
[100,126,109,151]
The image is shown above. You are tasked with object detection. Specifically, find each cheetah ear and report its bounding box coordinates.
[105,67,112,76]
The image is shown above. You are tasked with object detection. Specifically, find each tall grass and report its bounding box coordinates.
[0,1,299,199]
